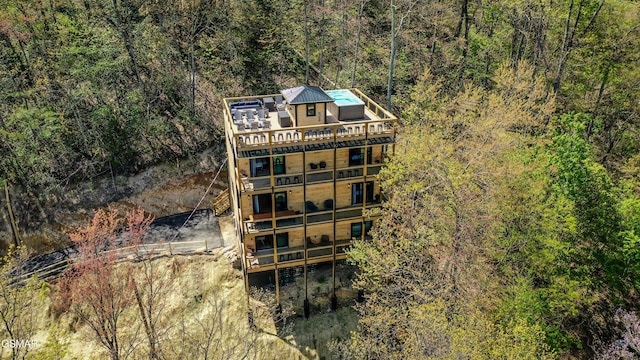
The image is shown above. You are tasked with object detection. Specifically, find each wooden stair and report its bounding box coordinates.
[213,188,231,215]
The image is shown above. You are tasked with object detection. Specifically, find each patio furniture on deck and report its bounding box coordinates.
[263,97,276,112]
[233,110,243,124]
[324,199,333,210]
[275,95,286,111]
[305,201,319,213]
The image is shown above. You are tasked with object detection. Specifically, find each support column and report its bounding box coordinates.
[304,298,310,319]
[275,268,280,304]
[332,135,338,311]
[302,150,309,318]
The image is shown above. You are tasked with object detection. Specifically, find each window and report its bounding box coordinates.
[306,103,316,117]
[351,221,373,239]
[250,157,270,177]
[256,235,274,250]
[349,148,372,166]
[276,233,289,248]
[352,183,363,205]
[364,220,373,235]
[274,192,287,212]
[253,193,272,214]
[352,181,374,205]
[273,156,286,175]
[254,192,287,214]
[349,148,364,166]
[351,223,362,238]
[366,181,374,203]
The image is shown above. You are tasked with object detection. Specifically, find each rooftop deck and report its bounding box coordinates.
[224,88,397,157]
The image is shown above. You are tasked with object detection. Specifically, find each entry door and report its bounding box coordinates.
[352,183,363,205]
[365,181,374,203]
[274,192,287,212]
[276,233,289,248]
[250,158,270,177]
[253,194,272,214]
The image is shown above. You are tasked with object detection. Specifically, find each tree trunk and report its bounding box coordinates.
[318,0,326,87]
[334,0,348,87]
[351,0,367,87]
[189,33,196,121]
[586,66,610,139]
[4,184,20,248]
[455,0,469,39]
[304,0,310,84]
[107,0,147,102]
[121,32,147,101]
[457,0,470,82]
[553,0,603,93]
[387,0,397,111]
[134,281,160,359]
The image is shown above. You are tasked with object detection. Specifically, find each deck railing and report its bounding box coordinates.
[245,237,364,270]
[223,88,398,156]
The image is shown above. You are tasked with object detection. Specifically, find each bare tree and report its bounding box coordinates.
[350,0,368,88]
[59,207,140,360]
[553,0,604,93]
[304,0,310,84]
[165,284,291,360]
[125,208,167,360]
[386,0,418,111]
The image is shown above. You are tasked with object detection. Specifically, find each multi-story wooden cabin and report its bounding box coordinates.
[223,85,397,315]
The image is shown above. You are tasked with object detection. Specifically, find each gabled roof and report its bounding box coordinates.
[281,85,333,105]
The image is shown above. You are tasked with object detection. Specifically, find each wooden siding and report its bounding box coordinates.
[304,182,334,209]
[286,228,305,247]
[335,183,351,208]
[335,148,351,169]
[285,153,304,174]
[294,102,327,127]
[306,223,334,242]
[305,150,334,170]
[371,145,384,163]
[287,186,305,212]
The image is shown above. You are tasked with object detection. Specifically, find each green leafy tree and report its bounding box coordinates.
[550,114,627,291]
[343,61,557,358]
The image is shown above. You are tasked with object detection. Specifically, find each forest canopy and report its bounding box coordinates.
[1,0,639,357]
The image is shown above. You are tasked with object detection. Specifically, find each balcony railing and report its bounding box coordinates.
[306,170,333,183]
[245,211,303,233]
[307,211,333,224]
[234,121,395,149]
[245,236,372,270]
[336,167,364,179]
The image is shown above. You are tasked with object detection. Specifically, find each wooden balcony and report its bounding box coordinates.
[244,237,366,273]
